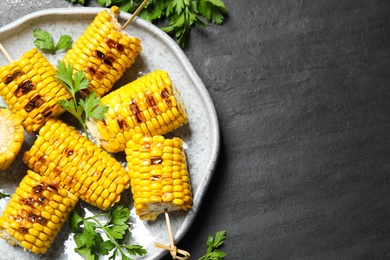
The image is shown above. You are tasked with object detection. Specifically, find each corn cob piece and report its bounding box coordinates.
[63,6,142,97]
[87,70,188,153]
[22,118,130,210]
[0,48,72,134]
[125,134,192,221]
[0,108,24,171]
[0,170,78,254]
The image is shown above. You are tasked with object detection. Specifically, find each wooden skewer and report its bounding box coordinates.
[0,43,13,62]
[155,209,190,260]
[122,0,149,30]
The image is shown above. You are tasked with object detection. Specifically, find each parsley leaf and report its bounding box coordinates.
[33,28,72,54]
[0,192,9,199]
[70,205,147,260]
[55,60,108,140]
[197,0,228,24]
[66,0,228,47]
[199,230,227,260]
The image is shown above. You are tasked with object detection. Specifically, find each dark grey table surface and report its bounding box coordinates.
[1,0,390,259]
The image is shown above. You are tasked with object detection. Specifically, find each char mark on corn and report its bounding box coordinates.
[0,48,72,133]
[22,118,130,210]
[0,170,78,254]
[62,6,142,97]
[125,134,192,221]
[87,70,188,153]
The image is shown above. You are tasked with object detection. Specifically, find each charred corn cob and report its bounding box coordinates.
[125,134,192,221]
[0,108,24,171]
[63,6,142,97]
[0,170,78,254]
[87,70,188,153]
[0,48,72,134]
[22,118,130,210]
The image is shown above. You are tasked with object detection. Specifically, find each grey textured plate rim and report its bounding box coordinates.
[0,7,220,260]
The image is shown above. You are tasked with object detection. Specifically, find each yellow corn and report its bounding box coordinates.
[87,70,188,153]
[0,170,78,254]
[0,108,24,171]
[0,48,72,134]
[125,134,192,221]
[63,6,142,97]
[22,118,130,210]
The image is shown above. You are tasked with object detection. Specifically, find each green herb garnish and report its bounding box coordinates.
[66,0,228,47]
[0,192,10,199]
[199,230,227,260]
[70,204,147,260]
[33,28,73,54]
[55,60,108,140]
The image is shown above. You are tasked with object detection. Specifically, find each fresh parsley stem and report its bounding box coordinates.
[90,216,128,257]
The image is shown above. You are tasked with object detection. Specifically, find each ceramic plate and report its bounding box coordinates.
[0,7,219,260]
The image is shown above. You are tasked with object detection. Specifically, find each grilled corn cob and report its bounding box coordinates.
[22,118,130,210]
[87,70,188,153]
[63,6,142,97]
[125,134,192,221]
[0,170,78,254]
[0,108,24,171]
[0,48,72,134]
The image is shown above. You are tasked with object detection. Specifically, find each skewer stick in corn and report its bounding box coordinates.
[87,70,188,153]
[62,6,142,97]
[125,134,193,219]
[0,43,13,63]
[126,134,192,258]
[0,48,72,134]
[122,0,149,30]
[0,170,79,254]
[0,108,25,171]
[154,209,190,259]
[22,118,130,210]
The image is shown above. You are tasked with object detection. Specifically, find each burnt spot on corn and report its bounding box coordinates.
[129,100,138,115]
[151,175,162,181]
[38,196,48,204]
[117,117,129,131]
[136,112,146,123]
[33,183,45,194]
[161,88,170,98]
[25,95,45,112]
[129,100,146,123]
[25,212,48,225]
[63,147,74,157]
[151,157,163,165]
[103,54,116,68]
[48,184,59,193]
[19,226,28,234]
[15,79,35,97]
[3,75,13,85]
[3,69,24,85]
[105,38,124,53]
[93,50,105,59]
[145,94,161,115]
[86,63,99,75]
[24,198,35,206]
[12,69,24,80]
[41,107,53,118]
[161,88,173,108]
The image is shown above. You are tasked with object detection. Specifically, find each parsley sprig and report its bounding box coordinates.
[55,60,108,140]
[70,204,147,260]
[33,28,72,54]
[0,192,9,199]
[66,0,228,47]
[199,230,227,260]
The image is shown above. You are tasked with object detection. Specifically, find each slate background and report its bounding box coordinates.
[1,0,390,259]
